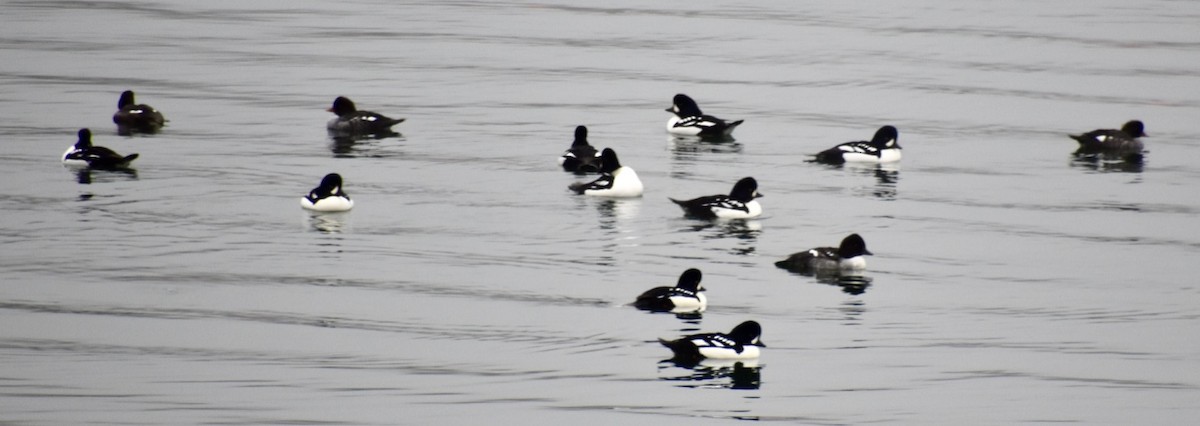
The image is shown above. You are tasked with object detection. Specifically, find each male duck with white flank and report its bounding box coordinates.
[1070,120,1146,162]
[665,94,743,138]
[559,125,602,173]
[660,320,765,362]
[775,233,873,275]
[326,96,405,135]
[670,177,763,220]
[62,128,139,170]
[301,173,354,212]
[811,125,902,165]
[568,148,643,197]
[634,268,707,313]
[112,90,165,133]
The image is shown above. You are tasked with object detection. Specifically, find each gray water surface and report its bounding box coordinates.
[2,1,1199,424]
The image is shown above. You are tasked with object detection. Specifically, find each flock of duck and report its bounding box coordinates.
[60,91,1149,365]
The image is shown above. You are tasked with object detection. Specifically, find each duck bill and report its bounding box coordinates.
[864,249,874,256]
[325,107,335,113]
[664,106,675,113]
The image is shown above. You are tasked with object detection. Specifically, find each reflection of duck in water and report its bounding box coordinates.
[775,234,872,275]
[817,274,874,295]
[1070,120,1146,163]
[659,320,765,364]
[658,359,762,390]
[634,268,706,314]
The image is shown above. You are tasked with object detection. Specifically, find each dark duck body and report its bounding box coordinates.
[326,96,405,135]
[112,90,165,133]
[62,128,138,170]
[559,126,602,173]
[1070,120,1146,162]
[634,268,707,313]
[775,233,872,275]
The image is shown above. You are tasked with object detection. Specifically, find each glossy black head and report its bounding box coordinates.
[327,97,357,115]
[75,128,93,149]
[1121,120,1146,138]
[838,233,872,259]
[729,177,762,202]
[728,320,764,346]
[317,173,344,193]
[666,93,702,116]
[871,125,899,148]
[676,268,703,292]
[117,90,136,109]
[599,148,622,173]
[572,125,589,147]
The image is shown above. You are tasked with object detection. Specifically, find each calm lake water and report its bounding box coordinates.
[2,1,1199,424]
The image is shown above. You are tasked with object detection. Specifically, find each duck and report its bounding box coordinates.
[633,268,707,313]
[659,320,765,362]
[112,90,165,132]
[670,177,763,219]
[326,96,405,135]
[62,128,139,169]
[665,94,743,138]
[1070,120,1146,162]
[568,148,644,197]
[301,173,354,212]
[775,233,872,275]
[811,125,902,165]
[559,125,602,173]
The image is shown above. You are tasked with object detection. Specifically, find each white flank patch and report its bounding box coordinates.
[301,196,354,212]
[586,167,643,197]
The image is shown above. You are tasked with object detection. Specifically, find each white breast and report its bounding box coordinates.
[61,146,87,167]
[586,167,643,197]
[301,196,354,212]
[697,344,761,360]
[712,200,762,219]
[839,255,867,271]
[666,116,703,135]
[668,291,707,312]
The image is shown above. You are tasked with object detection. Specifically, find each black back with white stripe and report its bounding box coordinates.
[670,177,761,219]
[666,94,744,137]
[812,125,899,165]
[634,268,704,311]
[65,128,139,170]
